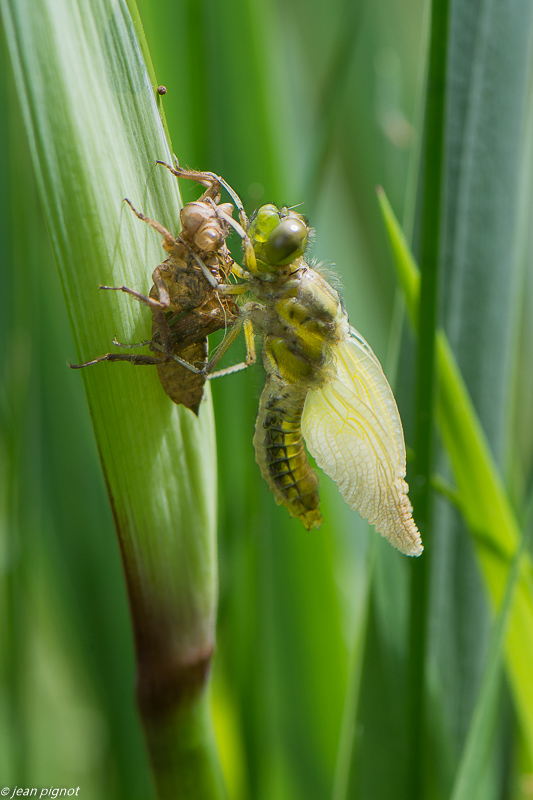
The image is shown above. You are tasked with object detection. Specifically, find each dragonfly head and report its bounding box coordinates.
[247,205,308,275]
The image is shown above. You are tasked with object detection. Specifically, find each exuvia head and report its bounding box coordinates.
[248,204,308,273]
[180,200,233,253]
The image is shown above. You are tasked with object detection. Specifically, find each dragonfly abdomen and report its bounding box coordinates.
[253,376,322,530]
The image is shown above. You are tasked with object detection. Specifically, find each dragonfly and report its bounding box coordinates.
[71,163,242,414]
[208,195,423,557]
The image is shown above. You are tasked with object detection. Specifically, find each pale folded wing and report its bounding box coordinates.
[301,329,423,556]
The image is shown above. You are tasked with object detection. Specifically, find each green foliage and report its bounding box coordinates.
[1,0,533,798]
[1,0,222,796]
[379,187,533,794]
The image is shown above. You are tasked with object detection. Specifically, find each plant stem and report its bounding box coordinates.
[141,690,227,800]
[408,0,450,795]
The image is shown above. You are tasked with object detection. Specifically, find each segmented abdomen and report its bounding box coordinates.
[253,376,322,529]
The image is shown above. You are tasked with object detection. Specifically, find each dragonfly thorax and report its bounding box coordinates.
[250,264,347,387]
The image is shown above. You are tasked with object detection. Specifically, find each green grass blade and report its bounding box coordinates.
[407,2,450,795]
[331,546,374,800]
[411,0,449,532]
[377,186,533,765]
[450,523,532,800]
[442,0,533,464]
[0,0,226,796]
[434,7,533,792]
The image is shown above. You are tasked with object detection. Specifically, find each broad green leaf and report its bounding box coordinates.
[442,0,532,462]
[1,0,225,796]
[433,5,533,795]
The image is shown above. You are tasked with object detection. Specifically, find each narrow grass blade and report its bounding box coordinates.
[377,186,533,764]
[450,523,532,800]
[407,2,450,796]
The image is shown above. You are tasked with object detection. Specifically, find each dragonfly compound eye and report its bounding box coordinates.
[265,218,308,266]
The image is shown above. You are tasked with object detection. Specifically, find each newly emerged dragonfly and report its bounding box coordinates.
[221,200,423,557]
[71,163,241,414]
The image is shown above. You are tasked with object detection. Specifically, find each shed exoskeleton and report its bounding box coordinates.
[70,162,243,414]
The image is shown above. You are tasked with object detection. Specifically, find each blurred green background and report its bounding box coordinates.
[1,0,533,798]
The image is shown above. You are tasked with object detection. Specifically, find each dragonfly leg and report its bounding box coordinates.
[156,159,221,200]
[99,280,174,356]
[99,281,173,352]
[174,235,220,289]
[205,312,257,379]
[205,199,259,278]
[151,264,171,308]
[124,198,176,252]
[69,352,167,369]
[99,283,167,312]
[112,337,152,348]
[166,302,257,380]
[230,263,250,280]
[158,157,250,230]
